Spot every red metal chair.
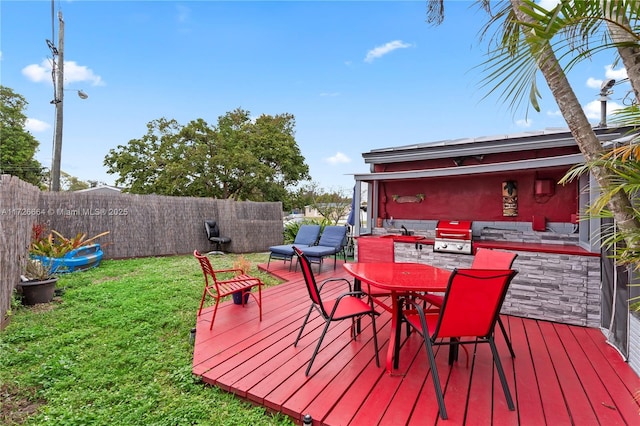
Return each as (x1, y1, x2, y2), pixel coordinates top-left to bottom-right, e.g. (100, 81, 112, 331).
(293, 246, 380, 376)
(356, 236, 395, 263)
(471, 247, 518, 270)
(194, 250, 263, 330)
(356, 236, 395, 309)
(396, 268, 518, 420)
(421, 248, 518, 357)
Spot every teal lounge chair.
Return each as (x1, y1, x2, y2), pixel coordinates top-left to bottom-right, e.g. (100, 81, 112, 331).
(268, 224, 321, 270)
(297, 225, 348, 272)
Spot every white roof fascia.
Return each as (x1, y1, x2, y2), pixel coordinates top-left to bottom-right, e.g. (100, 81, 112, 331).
(354, 153, 585, 182)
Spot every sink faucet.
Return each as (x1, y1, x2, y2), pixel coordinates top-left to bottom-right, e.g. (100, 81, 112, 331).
(401, 225, 409, 236)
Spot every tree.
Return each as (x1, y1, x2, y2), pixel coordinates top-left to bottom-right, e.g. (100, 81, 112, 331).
(424, 0, 640, 256)
(511, 0, 640, 272)
(284, 182, 352, 224)
(287, 182, 321, 213)
(104, 108, 310, 200)
(0, 86, 44, 186)
(61, 171, 90, 191)
(311, 186, 352, 225)
(506, 0, 639, 244)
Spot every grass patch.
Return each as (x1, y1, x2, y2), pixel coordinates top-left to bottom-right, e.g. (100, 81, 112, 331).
(1, 253, 293, 425)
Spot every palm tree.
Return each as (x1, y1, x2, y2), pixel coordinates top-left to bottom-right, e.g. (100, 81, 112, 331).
(424, 0, 640, 256)
(504, 0, 640, 268)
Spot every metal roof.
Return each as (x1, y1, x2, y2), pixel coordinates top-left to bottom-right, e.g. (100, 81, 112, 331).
(361, 127, 634, 165)
(354, 154, 585, 182)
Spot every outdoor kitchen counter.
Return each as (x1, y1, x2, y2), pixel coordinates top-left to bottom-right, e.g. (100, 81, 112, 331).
(473, 240, 600, 257)
(366, 234, 599, 257)
(369, 233, 602, 328)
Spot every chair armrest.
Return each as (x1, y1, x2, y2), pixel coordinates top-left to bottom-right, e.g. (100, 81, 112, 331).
(335, 291, 366, 300)
(319, 277, 352, 292)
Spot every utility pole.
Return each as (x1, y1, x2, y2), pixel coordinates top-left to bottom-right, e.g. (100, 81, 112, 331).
(51, 10, 64, 191)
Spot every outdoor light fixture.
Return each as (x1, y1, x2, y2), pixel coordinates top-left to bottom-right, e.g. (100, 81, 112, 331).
(598, 78, 615, 128)
(51, 89, 89, 104)
(601, 78, 616, 92)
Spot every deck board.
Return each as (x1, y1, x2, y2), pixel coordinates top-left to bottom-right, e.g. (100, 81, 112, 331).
(192, 259, 640, 425)
(576, 326, 640, 424)
(555, 323, 625, 425)
(378, 339, 428, 426)
(506, 315, 546, 426)
(538, 320, 600, 425)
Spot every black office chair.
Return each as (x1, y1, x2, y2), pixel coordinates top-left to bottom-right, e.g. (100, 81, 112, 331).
(204, 220, 231, 254)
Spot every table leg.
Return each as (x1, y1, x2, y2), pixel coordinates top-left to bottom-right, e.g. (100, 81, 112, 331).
(354, 278, 362, 334)
(448, 338, 459, 365)
(386, 292, 400, 373)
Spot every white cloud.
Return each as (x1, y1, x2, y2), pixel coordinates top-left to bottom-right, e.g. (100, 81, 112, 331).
(319, 92, 340, 97)
(587, 65, 628, 90)
(364, 40, 411, 63)
(325, 152, 351, 165)
(25, 118, 50, 133)
(22, 59, 104, 86)
(584, 99, 623, 121)
(22, 60, 52, 83)
(546, 109, 563, 117)
(65, 61, 104, 86)
(586, 77, 601, 90)
(515, 118, 533, 128)
(605, 64, 628, 81)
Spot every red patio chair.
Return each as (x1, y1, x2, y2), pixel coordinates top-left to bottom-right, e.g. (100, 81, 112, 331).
(356, 236, 395, 263)
(293, 246, 380, 376)
(194, 250, 263, 330)
(356, 236, 395, 307)
(421, 247, 518, 357)
(396, 268, 518, 420)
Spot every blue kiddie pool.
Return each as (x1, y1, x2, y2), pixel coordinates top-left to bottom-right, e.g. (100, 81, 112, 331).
(32, 243, 104, 274)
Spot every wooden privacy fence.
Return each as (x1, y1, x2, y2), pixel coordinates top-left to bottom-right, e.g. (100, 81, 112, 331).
(0, 176, 41, 329)
(0, 174, 284, 329)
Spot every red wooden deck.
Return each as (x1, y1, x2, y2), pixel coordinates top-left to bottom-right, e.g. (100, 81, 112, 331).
(192, 259, 640, 425)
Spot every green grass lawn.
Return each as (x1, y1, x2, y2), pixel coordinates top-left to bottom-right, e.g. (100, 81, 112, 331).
(0, 253, 294, 426)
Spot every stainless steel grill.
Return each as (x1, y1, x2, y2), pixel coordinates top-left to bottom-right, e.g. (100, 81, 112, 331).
(434, 220, 472, 254)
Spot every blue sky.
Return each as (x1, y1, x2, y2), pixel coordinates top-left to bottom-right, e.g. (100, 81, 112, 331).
(1, 0, 630, 192)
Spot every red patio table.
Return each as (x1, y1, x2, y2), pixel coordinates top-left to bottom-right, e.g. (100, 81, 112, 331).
(343, 262, 451, 373)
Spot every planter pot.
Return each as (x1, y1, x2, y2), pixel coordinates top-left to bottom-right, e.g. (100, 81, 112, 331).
(32, 243, 104, 274)
(232, 290, 251, 305)
(19, 277, 58, 305)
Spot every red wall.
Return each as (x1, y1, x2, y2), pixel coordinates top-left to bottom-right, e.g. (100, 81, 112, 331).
(376, 167, 577, 223)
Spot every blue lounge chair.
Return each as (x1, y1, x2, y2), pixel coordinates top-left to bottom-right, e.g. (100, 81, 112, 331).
(297, 225, 348, 272)
(268, 224, 321, 270)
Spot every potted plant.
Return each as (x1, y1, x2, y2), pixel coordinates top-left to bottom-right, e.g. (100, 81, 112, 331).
(231, 255, 252, 305)
(18, 258, 58, 305)
(29, 224, 109, 273)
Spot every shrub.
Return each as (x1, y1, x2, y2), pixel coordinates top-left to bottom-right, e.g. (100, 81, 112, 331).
(29, 224, 109, 258)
